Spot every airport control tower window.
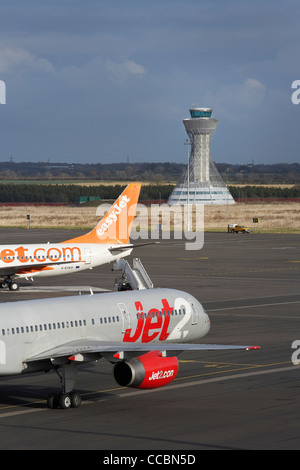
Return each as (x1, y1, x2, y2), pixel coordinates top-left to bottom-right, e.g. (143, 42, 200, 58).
(190, 110, 212, 118)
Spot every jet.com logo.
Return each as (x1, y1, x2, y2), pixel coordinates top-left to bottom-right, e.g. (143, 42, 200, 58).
(0, 80, 6, 104)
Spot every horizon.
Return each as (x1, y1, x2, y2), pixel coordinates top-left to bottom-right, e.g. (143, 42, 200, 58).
(0, 160, 299, 167)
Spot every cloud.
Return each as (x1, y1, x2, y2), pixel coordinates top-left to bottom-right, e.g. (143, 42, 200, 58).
(202, 77, 267, 123)
(105, 59, 146, 82)
(0, 1, 297, 164)
(237, 78, 266, 106)
(0, 44, 55, 75)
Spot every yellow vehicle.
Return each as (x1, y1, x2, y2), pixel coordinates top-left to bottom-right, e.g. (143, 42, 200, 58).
(228, 224, 251, 233)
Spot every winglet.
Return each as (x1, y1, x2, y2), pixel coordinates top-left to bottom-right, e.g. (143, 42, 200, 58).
(62, 183, 141, 245)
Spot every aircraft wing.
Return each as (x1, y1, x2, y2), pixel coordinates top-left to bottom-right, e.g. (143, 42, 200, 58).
(26, 339, 260, 364)
(108, 242, 159, 253)
(108, 244, 134, 253)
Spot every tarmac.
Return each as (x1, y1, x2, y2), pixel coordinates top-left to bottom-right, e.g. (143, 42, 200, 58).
(0, 228, 299, 451)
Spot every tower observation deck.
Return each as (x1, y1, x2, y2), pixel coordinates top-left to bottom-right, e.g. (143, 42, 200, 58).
(168, 107, 235, 205)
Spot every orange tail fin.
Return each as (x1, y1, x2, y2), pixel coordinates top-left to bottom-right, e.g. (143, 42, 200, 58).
(62, 183, 141, 244)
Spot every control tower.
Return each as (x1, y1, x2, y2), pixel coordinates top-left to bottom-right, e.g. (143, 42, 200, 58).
(168, 107, 235, 205)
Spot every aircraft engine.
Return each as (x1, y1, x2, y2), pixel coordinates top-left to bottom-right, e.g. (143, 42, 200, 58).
(113, 351, 179, 389)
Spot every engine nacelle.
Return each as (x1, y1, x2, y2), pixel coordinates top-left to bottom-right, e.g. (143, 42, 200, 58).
(113, 351, 179, 389)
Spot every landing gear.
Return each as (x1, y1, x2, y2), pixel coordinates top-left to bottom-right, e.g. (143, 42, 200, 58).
(1, 278, 19, 291)
(47, 362, 82, 409)
(47, 391, 82, 409)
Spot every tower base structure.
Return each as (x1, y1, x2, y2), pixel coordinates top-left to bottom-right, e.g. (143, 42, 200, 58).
(168, 182, 235, 205)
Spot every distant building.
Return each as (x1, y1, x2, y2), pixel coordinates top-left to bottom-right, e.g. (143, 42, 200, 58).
(168, 107, 235, 205)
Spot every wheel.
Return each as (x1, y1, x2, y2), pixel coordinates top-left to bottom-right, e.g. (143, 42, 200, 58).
(59, 393, 72, 409)
(9, 282, 19, 291)
(70, 392, 82, 408)
(47, 393, 59, 409)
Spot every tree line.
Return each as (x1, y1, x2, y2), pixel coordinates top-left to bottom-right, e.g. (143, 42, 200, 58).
(0, 183, 299, 204)
(0, 161, 299, 184)
(228, 185, 300, 199)
(0, 184, 174, 204)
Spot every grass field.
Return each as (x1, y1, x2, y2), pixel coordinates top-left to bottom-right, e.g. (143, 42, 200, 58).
(203, 202, 300, 233)
(0, 201, 299, 233)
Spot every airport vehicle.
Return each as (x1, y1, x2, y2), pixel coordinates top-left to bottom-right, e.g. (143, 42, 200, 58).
(228, 224, 251, 233)
(0, 288, 259, 409)
(0, 183, 141, 291)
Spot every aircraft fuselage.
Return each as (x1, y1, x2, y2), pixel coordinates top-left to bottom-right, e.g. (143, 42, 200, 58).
(0, 243, 132, 279)
(0, 288, 210, 376)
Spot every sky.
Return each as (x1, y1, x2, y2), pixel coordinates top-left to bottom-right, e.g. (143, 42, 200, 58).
(0, 0, 299, 165)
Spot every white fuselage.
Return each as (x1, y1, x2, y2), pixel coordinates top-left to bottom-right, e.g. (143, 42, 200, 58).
(0, 288, 210, 375)
(0, 243, 132, 279)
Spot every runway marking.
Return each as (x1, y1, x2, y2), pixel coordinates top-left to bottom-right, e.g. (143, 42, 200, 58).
(207, 300, 300, 313)
(118, 364, 299, 398)
(204, 292, 300, 305)
(0, 406, 48, 418)
(0, 362, 298, 418)
(195, 266, 300, 277)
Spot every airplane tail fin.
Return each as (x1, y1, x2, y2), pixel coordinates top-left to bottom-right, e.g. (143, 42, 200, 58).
(62, 183, 141, 245)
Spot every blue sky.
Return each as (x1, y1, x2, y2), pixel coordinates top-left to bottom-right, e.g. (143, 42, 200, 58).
(0, 0, 299, 165)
